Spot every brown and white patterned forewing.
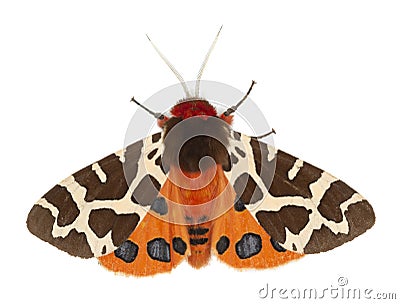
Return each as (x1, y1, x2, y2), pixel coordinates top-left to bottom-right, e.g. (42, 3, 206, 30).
(224, 132, 277, 209)
(26, 133, 166, 258)
(249, 146, 375, 254)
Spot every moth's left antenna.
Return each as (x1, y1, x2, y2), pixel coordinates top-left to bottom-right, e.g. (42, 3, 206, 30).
(130, 97, 165, 120)
(146, 34, 191, 98)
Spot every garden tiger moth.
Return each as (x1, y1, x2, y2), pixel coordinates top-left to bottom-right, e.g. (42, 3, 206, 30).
(26, 28, 375, 276)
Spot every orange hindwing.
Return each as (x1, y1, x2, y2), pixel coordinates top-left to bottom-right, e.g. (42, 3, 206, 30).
(99, 165, 303, 276)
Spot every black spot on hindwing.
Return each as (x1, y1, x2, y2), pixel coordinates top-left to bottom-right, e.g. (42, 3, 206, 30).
(216, 236, 230, 255)
(147, 238, 171, 262)
(234, 198, 246, 212)
(172, 237, 187, 255)
(270, 238, 286, 252)
(114, 240, 139, 263)
(150, 197, 168, 215)
(235, 233, 262, 259)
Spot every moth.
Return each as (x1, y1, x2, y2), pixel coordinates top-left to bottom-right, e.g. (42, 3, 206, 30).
(27, 29, 375, 276)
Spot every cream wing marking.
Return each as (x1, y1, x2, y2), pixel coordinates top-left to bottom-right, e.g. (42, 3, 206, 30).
(92, 163, 107, 183)
(227, 132, 375, 254)
(225, 132, 276, 209)
(27, 133, 166, 258)
(288, 159, 303, 180)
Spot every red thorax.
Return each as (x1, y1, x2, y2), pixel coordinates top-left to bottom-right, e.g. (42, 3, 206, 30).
(158, 99, 233, 127)
(170, 99, 217, 119)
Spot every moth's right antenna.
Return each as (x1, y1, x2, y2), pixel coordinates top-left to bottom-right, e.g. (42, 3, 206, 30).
(223, 80, 256, 116)
(256, 128, 276, 139)
(146, 34, 191, 98)
(194, 25, 223, 97)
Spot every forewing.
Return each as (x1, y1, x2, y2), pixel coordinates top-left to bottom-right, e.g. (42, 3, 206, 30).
(26, 133, 166, 258)
(228, 133, 375, 254)
(224, 131, 276, 209)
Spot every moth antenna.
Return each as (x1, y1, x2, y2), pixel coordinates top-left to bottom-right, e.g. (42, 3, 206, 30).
(223, 80, 256, 116)
(255, 128, 276, 139)
(194, 25, 223, 97)
(130, 96, 165, 120)
(146, 34, 191, 98)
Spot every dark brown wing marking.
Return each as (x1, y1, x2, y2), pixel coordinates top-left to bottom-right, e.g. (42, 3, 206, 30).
(27, 133, 165, 258)
(248, 145, 375, 253)
(225, 132, 276, 208)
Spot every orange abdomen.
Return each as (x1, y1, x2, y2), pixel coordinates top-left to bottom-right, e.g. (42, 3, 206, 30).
(160, 165, 235, 268)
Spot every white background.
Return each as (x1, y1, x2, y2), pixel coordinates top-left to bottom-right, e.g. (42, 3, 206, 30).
(1, 1, 399, 303)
